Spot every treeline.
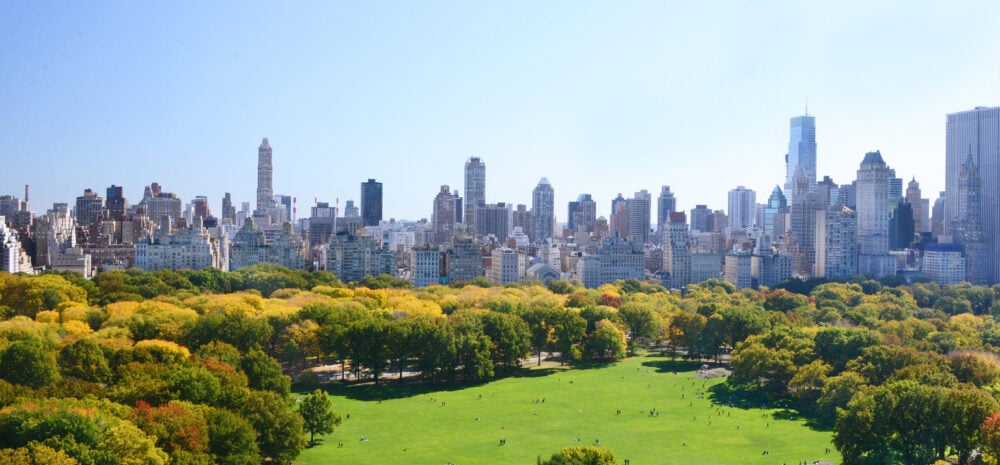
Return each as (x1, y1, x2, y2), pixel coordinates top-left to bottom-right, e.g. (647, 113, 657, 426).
(3, 266, 1000, 464)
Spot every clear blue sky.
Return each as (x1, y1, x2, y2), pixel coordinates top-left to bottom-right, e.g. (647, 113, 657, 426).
(3, 2, 999, 222)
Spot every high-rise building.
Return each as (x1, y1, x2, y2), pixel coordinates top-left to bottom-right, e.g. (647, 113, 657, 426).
(476, 203, 512, 242)
(945, 107, 999, 283)
(192, 196, 211, 219)
(0, 216, 20, 273)
(326, 230, 387, 283)
(762, 186, 787, 240)
(531, 178, 555, 243)
(855, 151, 896, 277)
(570, 194, 597, 235)
(905, 178, 929, 235)
(306, 201, 336, 249)
(954, 151, 988, 284)
(922, 243, 966, 285)
(724, 252, 753, 289)
(255, 138, 277, 223)
(610, 194, 628, 239)
(487, 247, 525, 285)
(410, 245, 442, 287)
(222, 193, 236, 224)
(105, 185, 127, 221)
(276, 195, 293, 223)
(689, 204, 712, 233)
(464, 157, 486, 233)
(344, 200, 360, 218)
(627, 189, 651, 245)
(814, 206, 859, 279)
(453, 190, 463, 224)
(361, 179, 383, 227)
(656, 186, 677, 231)
(662, 212, 691, 289)
(789, 166, 819, 277)
(727, 186, 756, 231)
(432, 185, 456, 245)
(575, 236, 644, 288)
(931, 191, 946, 238)
(784, 114, 817, 207)
(75, 189, 105, 227)
(135, 217, 220, 271)
(512, 204, 532, 241)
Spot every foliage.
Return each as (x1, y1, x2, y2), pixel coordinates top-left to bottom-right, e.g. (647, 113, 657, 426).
(537, 446, 618, 465)
(299, 389, 342, 445)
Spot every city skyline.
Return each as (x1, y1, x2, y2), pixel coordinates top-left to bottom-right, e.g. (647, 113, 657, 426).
(3, 3, 1000, 221)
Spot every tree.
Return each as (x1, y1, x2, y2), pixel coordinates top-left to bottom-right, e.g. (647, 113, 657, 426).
(238, 390, 305, 463)
(203, 407, 260, 465)
(299, 389, 342, 445)
(0, 338, 60, 388)
(668, 312, 706, 360)
(943, 387, 998, 465)
(729, 340, 795, 394)
(58, 338, 111, 383)
(241, 350, 291, 396)
(481, 311, 531, 374)
(537, 446, 618, 465)
(616, 303, 659, 354)
(584, 320, 627, 362)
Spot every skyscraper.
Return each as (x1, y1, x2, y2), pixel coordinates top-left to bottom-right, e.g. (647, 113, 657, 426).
(571, 194, 597, 235)
(222, 193, 236, 224)
(432, 185, 456, 245)
(75, 188, 104, 227)
(610, 194, 628, 239)
(955, 151, 987, 284)
(662, 211, 691, 289)
(689, 204, 712, 233)
(762, 186, 787, 240)
(855, 151, 896, 277)
(464, 157, 486, 234)
(727, 186, 756, 231)
(105, 185, 127, 221)
(531, 178, 554, 243)
(905, 178, 929, 235)
(360, 179, 383, 227)
(945, 106, 999, 283)
(656, 186, 677, 231)
(784, 114, 817, 207)
(814, 206, 859, 279)
(627, 189, 651, 244)
(255, 138, 275, 222)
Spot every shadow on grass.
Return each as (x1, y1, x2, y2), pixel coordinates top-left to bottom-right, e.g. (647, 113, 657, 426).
(706, 383, 832, 431)
(640, 359, 703, 373)
(300, 367, 562, 401)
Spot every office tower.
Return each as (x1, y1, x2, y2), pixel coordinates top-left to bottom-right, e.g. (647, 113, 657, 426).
(946, 106, 999, 283)
(906, 178, 929, 234)
(476, 203, 511, 242)
(276, 195, 293, 223)
(689, 205, 712, 233)
(789, 166, 819, 277)
(75, 189, 105, 227)
(446, 237, 483, 282)
(531, 178, 555, 244)
(571, 194, 597, 235)
(344, 200, 360, 218)
(657, 186, 677, 231)
(432, 185, 456, 244)
(567, 199, 580, 231)
(888, 201, 913, 250)
(784, 114, 817, 207)
(192, 196, 211, 219)
(361, 178, 383, 227)
(307, 201, 337, 249)
(610, 194, 628, 238)
(105, 185, 127, 220)
(222, 193, 236, 224)
(255, 138, 276, 222)
(464, 157, 486, 233)
(855, 151, 896, 277)
(762, 186, 787, 240)
(626, 189, 651, 244)
(453, 190, 463, 224)
(955, 152, 988, 284)
(662, 211, 691, 289)
(815, 206, 859, 279)
(512, 204, 532, 240)
(816, 176, 838, 209)
(931, 191, 946, 238)
(727, 186, 756, 231)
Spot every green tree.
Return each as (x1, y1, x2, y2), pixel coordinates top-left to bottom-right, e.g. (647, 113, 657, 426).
(203, 407, 260, 465)
(299, 389, 342, 445)
(584, 321, 627, 362)
(58, 339, 111, 383)
(241, 350, 291, 396)
(481, 311, 531, 374)
(0, 338, 60, 389)
(537, 446, 618, 465)
(238, 390, 306, 463)
(667, 311, 706, 360)
(943, 387, 998, 465)
(616, 303, 659, 354)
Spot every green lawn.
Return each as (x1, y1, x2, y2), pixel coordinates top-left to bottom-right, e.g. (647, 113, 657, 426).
(294, 355, 838, 465)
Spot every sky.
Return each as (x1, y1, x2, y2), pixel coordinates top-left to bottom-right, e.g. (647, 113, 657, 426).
(3, 1, 1000, 224)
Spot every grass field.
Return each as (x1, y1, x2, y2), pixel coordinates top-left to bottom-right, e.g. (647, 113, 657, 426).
(294, 354, 839, 465)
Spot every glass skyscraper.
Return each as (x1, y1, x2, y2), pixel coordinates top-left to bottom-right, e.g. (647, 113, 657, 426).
(784, 115, 817, 207)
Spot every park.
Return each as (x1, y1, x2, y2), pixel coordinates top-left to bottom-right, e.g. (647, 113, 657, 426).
(294, 353, 838, 465)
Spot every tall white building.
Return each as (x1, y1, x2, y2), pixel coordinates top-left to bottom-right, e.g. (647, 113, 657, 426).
(662, 212, 691, 289)
(814, 206, 859, 279)
(464, 157, 486, 234)
(0, 217, 20, 273)
(627, 189, 651, 245)
(855, 151, 896, 277)
(727, 186, 756, 231)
